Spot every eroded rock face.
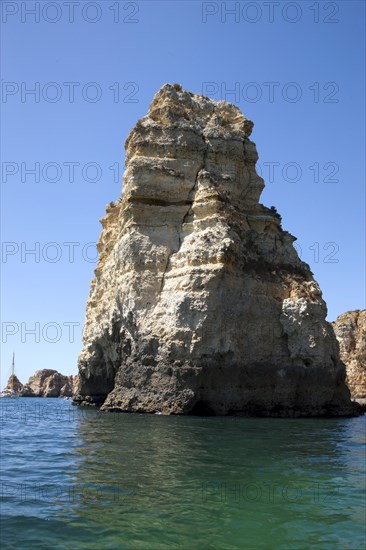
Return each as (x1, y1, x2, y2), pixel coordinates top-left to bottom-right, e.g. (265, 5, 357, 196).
(22, 370, 77, 397)
(332, 310, 366, 398)
(74, 83, 356, 417)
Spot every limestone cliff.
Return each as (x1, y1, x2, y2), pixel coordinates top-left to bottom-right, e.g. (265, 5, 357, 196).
(74, 83, 356, 417)
(22, 370, 77, 397)
(332, 310, 366, 398)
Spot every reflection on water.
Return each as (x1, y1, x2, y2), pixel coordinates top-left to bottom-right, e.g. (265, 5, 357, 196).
(0, 399, 365, 549)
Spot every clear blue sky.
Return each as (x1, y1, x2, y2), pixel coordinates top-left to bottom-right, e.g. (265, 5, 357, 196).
(1, 0, 365, 386)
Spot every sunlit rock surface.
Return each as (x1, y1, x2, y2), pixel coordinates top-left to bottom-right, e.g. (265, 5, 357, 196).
(333, 310, 366, 403)
(22, 369, 77, 397)
(74, 84, 356, 417)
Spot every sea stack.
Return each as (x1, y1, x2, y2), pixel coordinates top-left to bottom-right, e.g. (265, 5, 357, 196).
(74, 84, 356, 417)
(21, 370, 77, 397)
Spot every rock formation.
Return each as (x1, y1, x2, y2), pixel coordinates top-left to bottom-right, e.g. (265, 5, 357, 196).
(69, 375, 80, 397)
(22, 370, 77, 397)
(3, 375, 23, 393)
(74, 83, 357, 417)
(332, 310, 366, 400)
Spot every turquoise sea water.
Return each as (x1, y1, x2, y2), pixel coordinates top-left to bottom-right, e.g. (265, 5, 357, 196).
(0, 398, 365, 549)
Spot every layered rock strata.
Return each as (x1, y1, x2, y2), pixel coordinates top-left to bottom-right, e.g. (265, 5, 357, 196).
(74, 83, 356, 417)
(332, 310, 366, 400)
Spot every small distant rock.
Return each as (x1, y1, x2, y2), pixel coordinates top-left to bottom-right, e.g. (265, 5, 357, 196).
(21, 369, 79, 398)
(3, 375, 23, 393)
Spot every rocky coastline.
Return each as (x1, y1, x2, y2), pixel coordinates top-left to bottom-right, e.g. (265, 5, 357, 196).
(2, 369, 78, 398)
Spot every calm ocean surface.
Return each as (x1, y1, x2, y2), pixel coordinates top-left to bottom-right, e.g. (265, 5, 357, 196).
(0, 398, 365, 549)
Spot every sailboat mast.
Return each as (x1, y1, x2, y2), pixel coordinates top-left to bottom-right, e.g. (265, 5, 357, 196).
(12, 353, 15, 390)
